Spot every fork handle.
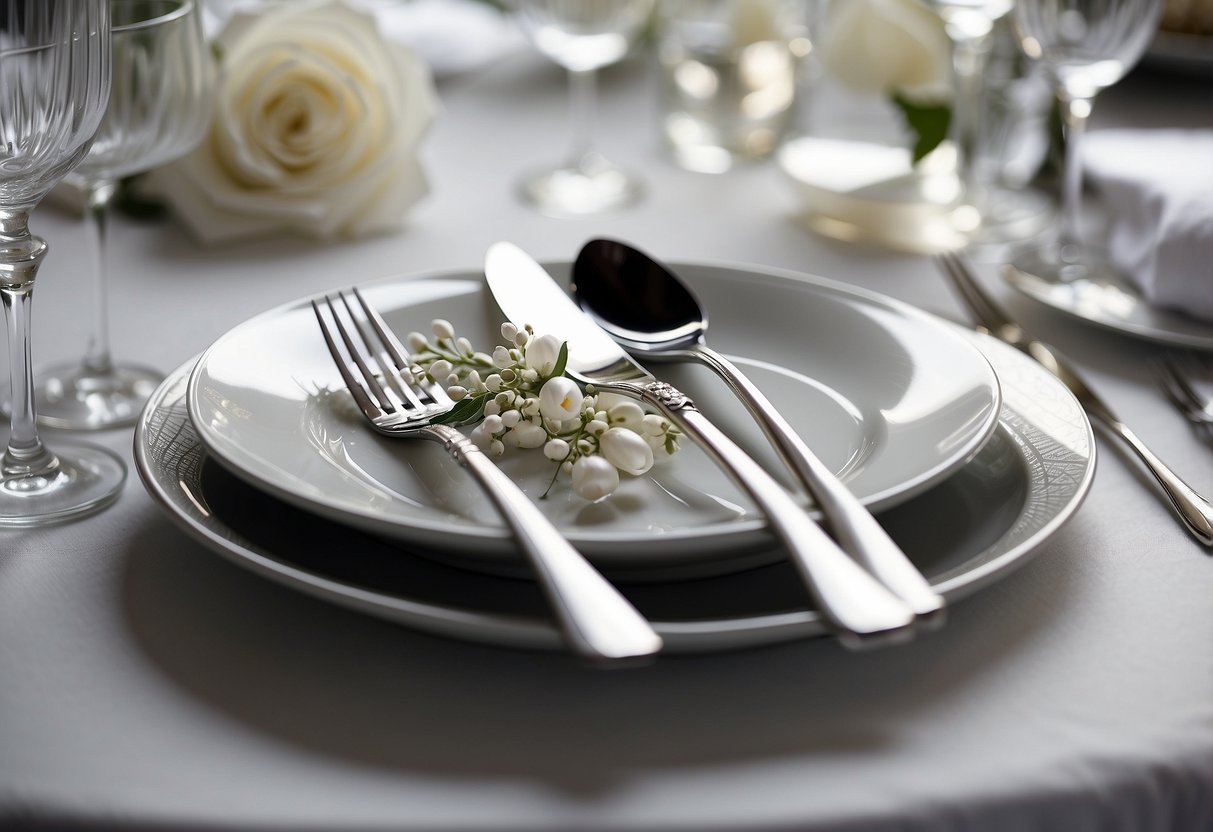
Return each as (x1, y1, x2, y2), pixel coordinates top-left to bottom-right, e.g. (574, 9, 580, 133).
(596, 381, 917, 649)
(685, 343, 945, 623)
(421, 423, 664, 662)
(1096, 418, 1213, 547)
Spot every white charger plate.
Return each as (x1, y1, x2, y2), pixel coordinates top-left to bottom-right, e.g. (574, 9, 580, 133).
(137, 328, 1094, 654)
(187, 262, 1001, 575)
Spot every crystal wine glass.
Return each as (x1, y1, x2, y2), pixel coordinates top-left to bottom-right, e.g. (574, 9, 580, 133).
(512, 0, 656, 216)
(927, 0, 1053, 248)
(34, 0, 213, 430)
(1009, 0, 1162, 283)
(0, 0, 125, 526)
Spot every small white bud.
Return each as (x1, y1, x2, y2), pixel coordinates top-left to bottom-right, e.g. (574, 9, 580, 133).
(492, 346, 512, 368)
(501, 322, 519, 342)
(500, 409, 521, 428)
(406, 332, 428, 353)
(572, 455, 619, 501)
(447, 385, 468, 401)
(482, 414, 504, 434)
(587, 419, 609, 436)
(428, 359, 452, 379)
(544, 438, 571, 461)
(431, 319, 455, 340)
(456, 337, 474, 356)
(488, 439, 505, 457)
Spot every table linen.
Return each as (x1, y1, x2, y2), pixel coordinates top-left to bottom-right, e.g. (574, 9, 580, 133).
(1, 49, 1211, 832)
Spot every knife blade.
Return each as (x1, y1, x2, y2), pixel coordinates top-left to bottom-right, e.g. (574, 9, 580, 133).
(484, 242, 918, 648)
(935, 251, 1212, 546)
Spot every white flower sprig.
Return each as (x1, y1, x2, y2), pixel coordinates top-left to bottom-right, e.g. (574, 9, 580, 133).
(406, 319, 682, 501)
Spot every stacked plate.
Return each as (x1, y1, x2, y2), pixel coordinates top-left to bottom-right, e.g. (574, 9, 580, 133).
(135, 261, 1096, 653)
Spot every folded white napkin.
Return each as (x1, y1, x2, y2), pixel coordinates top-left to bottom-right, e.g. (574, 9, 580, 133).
(1084, 129, 1213, 323)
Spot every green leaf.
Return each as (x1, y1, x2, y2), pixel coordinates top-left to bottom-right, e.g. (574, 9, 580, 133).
(892, 94, 951, 165)
(432, 393, 487, 426)
(552, 342, 569, 379)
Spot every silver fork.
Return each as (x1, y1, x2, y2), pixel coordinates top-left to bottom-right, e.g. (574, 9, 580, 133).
(1159, 352, 1213, 435)
(312, 288, 663, 663)
(935, 251, 1213, 547)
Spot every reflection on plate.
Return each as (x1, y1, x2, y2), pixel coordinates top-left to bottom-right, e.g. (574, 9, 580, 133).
(136, 329, 1095, 654)
(1002, 264, 1213, 351)
(187, 262, 1001, 575)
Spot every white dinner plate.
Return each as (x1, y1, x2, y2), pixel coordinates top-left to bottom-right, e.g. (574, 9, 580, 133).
(187, 262, 1001, 576)
(1003, 265, 1213, 351)
(137, 328, 1094, 654)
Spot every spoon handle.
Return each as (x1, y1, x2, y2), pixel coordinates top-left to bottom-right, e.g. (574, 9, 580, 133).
(687, 343, 946, 623)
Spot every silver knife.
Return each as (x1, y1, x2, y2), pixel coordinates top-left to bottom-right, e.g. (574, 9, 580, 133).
(936, 251, 1213, 546)
(484, 242, 917, 648)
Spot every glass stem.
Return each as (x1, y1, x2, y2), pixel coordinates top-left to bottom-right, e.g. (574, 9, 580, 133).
(1059, 94, 1092, 251)
(83, 179, 118, 376)
(948, 28, 993, 207)
(566, 67, 599, 168)
(0, 210, 56, 479)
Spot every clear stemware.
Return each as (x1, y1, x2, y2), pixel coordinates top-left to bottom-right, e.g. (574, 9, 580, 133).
(1009, 0, 1162, 283)
(512, 0, 656, 216)
(1, 0, 126, 526)
(33, 0, 213, 430)
(927, 0, 1054, 249)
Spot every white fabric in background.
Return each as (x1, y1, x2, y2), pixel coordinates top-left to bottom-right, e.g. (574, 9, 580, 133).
(1085, 129, 1213, 322)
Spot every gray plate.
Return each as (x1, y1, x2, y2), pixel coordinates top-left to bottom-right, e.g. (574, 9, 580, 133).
(134, 328, 1095, 654)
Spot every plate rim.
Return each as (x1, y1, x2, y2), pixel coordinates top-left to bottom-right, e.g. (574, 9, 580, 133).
(1003, 265, 1213, 351)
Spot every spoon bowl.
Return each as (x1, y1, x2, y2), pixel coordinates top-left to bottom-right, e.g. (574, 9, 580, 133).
(571, 239, 705, 354)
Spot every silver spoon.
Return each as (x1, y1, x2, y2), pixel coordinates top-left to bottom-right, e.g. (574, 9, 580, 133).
(572, 238, 945, 625)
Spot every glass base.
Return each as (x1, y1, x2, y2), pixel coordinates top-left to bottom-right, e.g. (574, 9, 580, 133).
(952, 186, 1056, 255)
(0, 440, 126, 527)
(34, 360, 163, 430)
(1010, 241, 1123, 286)
(517, 153, 643, 217)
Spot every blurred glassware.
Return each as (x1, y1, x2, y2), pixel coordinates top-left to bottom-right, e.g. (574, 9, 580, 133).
(31, 0, 213, 431)
(657, 0, 810, 173)
(927, 0, 1054, 249)
(512, 0, 656, 216)
(777, 0, 966, 253)
(1008, 0, 1164, 286)
(0, 0, 127, 526)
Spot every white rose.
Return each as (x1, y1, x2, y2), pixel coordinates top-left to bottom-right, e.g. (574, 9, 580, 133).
(819, 0, 952, 102)
(144, 0, 438, 243)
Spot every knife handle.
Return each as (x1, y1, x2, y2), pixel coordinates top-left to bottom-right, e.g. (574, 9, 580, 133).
(600, 380, 917, 649)
(685, 343, 945, 623)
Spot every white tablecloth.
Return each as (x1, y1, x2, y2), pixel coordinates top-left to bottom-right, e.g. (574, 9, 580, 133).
(1, 45, 1211, 832)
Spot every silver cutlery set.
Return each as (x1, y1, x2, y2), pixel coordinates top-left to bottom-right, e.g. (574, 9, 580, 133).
(306, 238, 1210, 664)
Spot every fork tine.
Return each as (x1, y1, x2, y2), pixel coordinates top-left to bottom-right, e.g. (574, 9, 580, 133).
(935, 252, 1005, 334)
(343, 288, 428, 410)
(312, 299, 384, 422)
(349, 288, 455, 409)
(352, 286, 410, 371)
(321, 294, 397, 414)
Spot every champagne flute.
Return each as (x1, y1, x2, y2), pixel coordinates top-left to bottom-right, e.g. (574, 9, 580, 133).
(512, 0, 656, 216)
(927, 0, 1053, 248)
(1010, 0, 1162, 283)
(33, 0, 213, 430)
(0, 0, 125, 526)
